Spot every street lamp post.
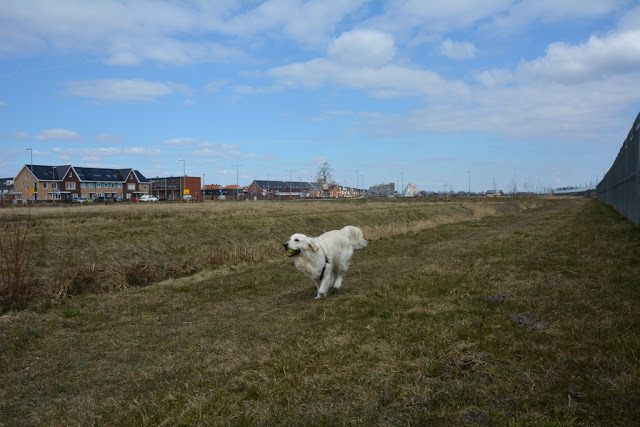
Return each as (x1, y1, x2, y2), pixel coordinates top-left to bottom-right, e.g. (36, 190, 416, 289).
(467, 170, 471, 197)
(285, 169, 296, 198)
(232, 164, 244, 200)
(202, 173, 206, 202)
(179, 159, 185, 200)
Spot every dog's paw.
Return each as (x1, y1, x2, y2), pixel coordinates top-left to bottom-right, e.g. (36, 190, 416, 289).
(315, 293, 327, 300)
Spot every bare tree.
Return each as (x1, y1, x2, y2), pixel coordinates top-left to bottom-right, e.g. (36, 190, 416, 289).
(316, 162, 334, 183)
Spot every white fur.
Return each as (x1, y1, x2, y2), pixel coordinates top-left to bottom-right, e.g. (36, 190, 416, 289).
(284, 226, 368, 299)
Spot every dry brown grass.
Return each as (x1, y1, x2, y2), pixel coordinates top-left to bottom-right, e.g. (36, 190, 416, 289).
(1, 198, 639, 425)
(0, 198, 545, 306)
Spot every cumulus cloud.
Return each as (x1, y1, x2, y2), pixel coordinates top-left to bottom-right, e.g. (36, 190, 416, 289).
(267, 60, 469, 100)
(516, 29, 640, 83)
(0, 0, 365, 64)
(484, 0, 624, 36)
(440, 39, 477, 60)
(36, 129, 83, 142)
(367, 72, 640, 142)
(327, 29, 396, 67)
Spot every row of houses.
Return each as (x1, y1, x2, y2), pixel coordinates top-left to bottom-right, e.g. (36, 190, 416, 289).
(245, 180, 369, 199)
(11, 164, 152, 202)
(2, 163, 397, 203)
(6, 164, 205, 202)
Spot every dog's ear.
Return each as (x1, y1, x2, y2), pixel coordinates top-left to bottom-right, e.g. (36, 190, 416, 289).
(307, 238, 319, 252)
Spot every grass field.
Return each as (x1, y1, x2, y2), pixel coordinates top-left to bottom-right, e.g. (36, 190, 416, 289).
(1, 198, 639, 425)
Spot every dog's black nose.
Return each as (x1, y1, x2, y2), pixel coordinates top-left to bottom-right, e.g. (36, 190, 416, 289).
(283, 242, 289, 249)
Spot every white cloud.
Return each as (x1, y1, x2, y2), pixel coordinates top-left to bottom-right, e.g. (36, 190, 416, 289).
(617, 5, 640, 31)
(328, 29, 396, 67)
(0, 0, 366, 64)
(124, 147, 161, 155)
(0, 100, 6, 106)
(484, 0, 624, 36)
(440, 39, 477, 60)
(217, 0, 368, 47)
(369, 72, 640, 142)
(65, 79, 177, 102)
(516, 29, 640, 83)
(36, 129, 83, 141)
(475, 69, 514, 87)
(267, 60, 470, 100)
(363, 0, 513, 38)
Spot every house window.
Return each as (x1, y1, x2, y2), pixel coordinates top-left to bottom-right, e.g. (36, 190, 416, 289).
(66, 182, 76, 190)
(128, 184, 135, 190)
(52, 183, 57, 189)
(43, 182, 48, 189)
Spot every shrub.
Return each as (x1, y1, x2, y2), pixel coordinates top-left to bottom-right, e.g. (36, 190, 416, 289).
(0, 211, 40, 311)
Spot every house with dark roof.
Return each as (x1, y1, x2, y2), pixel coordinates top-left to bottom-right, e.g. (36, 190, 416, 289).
(247, 180, 331, 199)
(14, 164, 150, 201)
(0, 177, 15, 201)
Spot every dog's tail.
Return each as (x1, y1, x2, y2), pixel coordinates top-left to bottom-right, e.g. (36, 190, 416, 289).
(340, 226, 368, 250)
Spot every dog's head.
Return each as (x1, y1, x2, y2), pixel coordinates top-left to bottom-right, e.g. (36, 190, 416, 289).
(283, 233, 319, 257)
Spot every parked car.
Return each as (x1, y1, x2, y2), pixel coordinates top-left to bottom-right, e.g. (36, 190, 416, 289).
(138, 195, 159, 202)
(71, 197, 87, 203)
(95, 196, 121, 203)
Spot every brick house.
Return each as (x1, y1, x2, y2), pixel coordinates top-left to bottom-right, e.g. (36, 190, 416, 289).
(203, 184, 223, 200)
(150, 176, 201, 201)
(14, 164, 149, 201)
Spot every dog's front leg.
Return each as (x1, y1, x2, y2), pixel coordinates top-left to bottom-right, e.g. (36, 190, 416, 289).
(315, 269, 333, 299)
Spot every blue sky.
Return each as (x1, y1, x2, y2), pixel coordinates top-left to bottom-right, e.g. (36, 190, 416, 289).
(1, 0, 639, 193)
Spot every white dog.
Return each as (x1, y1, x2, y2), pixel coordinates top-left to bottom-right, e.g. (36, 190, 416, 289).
(284, 226, 368, 299)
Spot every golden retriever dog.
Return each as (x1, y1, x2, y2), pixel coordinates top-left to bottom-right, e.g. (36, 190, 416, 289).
(284, 226, 368, 299)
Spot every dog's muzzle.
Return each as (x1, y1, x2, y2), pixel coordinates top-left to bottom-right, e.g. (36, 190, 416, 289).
(283, 243, 301, 257)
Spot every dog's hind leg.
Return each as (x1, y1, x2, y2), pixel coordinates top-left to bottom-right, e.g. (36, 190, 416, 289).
(333, 274, 344, 289)
(315, 270, 333, 299)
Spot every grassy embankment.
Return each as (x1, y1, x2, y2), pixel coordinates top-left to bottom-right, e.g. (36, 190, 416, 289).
(1, 197, 639, 425)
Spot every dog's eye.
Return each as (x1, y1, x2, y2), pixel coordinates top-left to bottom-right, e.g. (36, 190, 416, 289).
(294, 239, 299, 242)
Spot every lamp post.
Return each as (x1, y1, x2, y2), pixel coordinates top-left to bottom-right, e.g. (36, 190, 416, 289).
(285, 169, 296, 198)
(179, 159, 185, 200)
(202, 173, 206, 202)
(232, 164, 244, 200)
(467, 170, 471, 197)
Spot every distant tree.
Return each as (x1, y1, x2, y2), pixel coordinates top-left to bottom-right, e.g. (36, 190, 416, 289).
(316, 162, 334, 183)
